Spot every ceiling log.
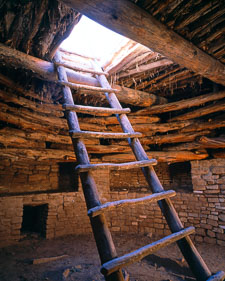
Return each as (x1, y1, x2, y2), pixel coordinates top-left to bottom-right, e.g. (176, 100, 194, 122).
(135, 91, 225, 115)
(170, 101, 225, 121)
(61, 0, 225, 86)
(0, 43, 167, 107)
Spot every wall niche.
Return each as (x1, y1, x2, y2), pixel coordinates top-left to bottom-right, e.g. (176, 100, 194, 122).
(58, 162, 79, 192)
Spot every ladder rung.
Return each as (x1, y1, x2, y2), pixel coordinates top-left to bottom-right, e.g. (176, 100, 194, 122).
(88, 190, 176, 217)
(63, 104, 131, 116)
(207, 271, 225, 281)
(58, 80, 119, 93)
(55, 61, 109, 76)
(76, 159, 157, 173)
(70, 130, 142, 139)
(101, 226, 195, 276)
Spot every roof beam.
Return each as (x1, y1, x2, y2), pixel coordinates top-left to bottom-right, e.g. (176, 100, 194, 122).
(61, 0, 225, 86)
(0, 43, 166, 107)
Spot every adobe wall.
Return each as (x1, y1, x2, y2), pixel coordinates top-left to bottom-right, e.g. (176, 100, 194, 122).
(0, 158, 224, 247)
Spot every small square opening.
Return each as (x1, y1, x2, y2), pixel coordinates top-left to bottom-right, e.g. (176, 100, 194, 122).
(21, 204, 48, 238)
(58, 162, 79, 191)
(169, 161, 193, 192)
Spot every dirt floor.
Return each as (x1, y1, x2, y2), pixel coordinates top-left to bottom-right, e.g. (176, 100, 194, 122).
(0, 233, 224, 281)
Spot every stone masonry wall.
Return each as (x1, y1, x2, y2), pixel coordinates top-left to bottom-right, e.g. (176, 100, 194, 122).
(0, 159, 224, 247)
(0, 158, 59, 194)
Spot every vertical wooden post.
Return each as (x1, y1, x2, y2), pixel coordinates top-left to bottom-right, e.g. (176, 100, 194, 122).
(54, 51, 125, 281)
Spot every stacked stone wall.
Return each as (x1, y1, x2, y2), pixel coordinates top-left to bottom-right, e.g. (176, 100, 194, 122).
(0, 159, 224, 247)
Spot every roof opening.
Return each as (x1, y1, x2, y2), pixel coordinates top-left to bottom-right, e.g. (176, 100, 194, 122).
(60, 16, 130, 66)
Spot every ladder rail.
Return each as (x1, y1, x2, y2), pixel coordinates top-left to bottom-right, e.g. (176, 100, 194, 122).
(92, 61, 212, 281)
(54, 51, 125, 281)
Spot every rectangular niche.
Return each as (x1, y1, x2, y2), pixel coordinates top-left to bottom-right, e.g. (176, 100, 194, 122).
(169, 161, 193, 193)
(21, 204, 48, 238)
(58, 162, 79, 192)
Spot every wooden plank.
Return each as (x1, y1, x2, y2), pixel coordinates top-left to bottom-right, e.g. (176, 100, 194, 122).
(61, 0, 225, 86)
(88, 190, 176, 217)
(70, 130, 142, 139)
(33, 255, 69, 264)
(101, 227, 195, 276)
(76, 159, 157, 172)
(135, 91, 225, 115)
(55, 61, 108, 76)
(58, 80, 119, 93)
(63, 104, 131, 116)
(207, 271, 225, 281)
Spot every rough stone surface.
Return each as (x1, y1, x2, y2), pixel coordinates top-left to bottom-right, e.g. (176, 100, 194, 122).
(0, 159, 224, 247)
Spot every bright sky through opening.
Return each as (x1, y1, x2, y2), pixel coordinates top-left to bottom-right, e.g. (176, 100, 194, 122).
(60, 16, 129, 65)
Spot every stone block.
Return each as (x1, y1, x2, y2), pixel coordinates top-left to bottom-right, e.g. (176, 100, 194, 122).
(219, 214, 225, 222)
(204, 236, 215, 244)
(208, 215, 218, 221)
(111, 226, 120, 232)
(207, 185, 219, 190)
(195, 235, 203, 242)
(207, 219, 218, 227)
(217, 239, 225, 246)
(211, 167, 225, 174)
(200, 223, 212, 230)
(207, 230, 216, 238)
(216, 232, 225, 241)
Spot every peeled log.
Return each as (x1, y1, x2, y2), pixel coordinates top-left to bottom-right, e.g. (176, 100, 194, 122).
(135, 91, 225, 115)
(0, 43, 166, 107)
(102, 150, 208, 163)
(171, 101, 225, 121)
(197, 136, 225, 149)
(180, 120, 225, 133)
(140, 130, 211, 145)
(166, 137, 225, 151)
(0, 148, 76, 161)
(212, 151, 225, 159)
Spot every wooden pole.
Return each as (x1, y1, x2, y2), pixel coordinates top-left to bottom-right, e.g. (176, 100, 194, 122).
(60, 0, 225, 86)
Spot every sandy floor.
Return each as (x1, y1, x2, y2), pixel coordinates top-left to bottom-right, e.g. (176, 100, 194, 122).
(0, 233, 224, 281)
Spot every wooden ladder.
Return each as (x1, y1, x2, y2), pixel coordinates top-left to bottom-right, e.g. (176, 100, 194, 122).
(54, 51, 225, 281)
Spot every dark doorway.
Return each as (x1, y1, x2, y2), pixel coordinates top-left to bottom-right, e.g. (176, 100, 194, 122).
(21, 204, 48, 237)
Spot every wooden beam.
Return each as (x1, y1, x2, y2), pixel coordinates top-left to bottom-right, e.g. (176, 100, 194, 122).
(165, 136, 225, 151)
(135, 91, 225, 115)
(197, 136, 225, 149)
(61, 0, 225, 86)
(141, 130, 211, 145)
(0, 43, 167, 107)
(118, 58, 173, 79)
(171, 101, 225, 121)
(101, 150, 209, 163)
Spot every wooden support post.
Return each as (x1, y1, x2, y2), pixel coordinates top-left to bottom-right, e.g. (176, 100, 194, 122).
(93, 61, 211, 281)
(54, 51, 125, 281)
